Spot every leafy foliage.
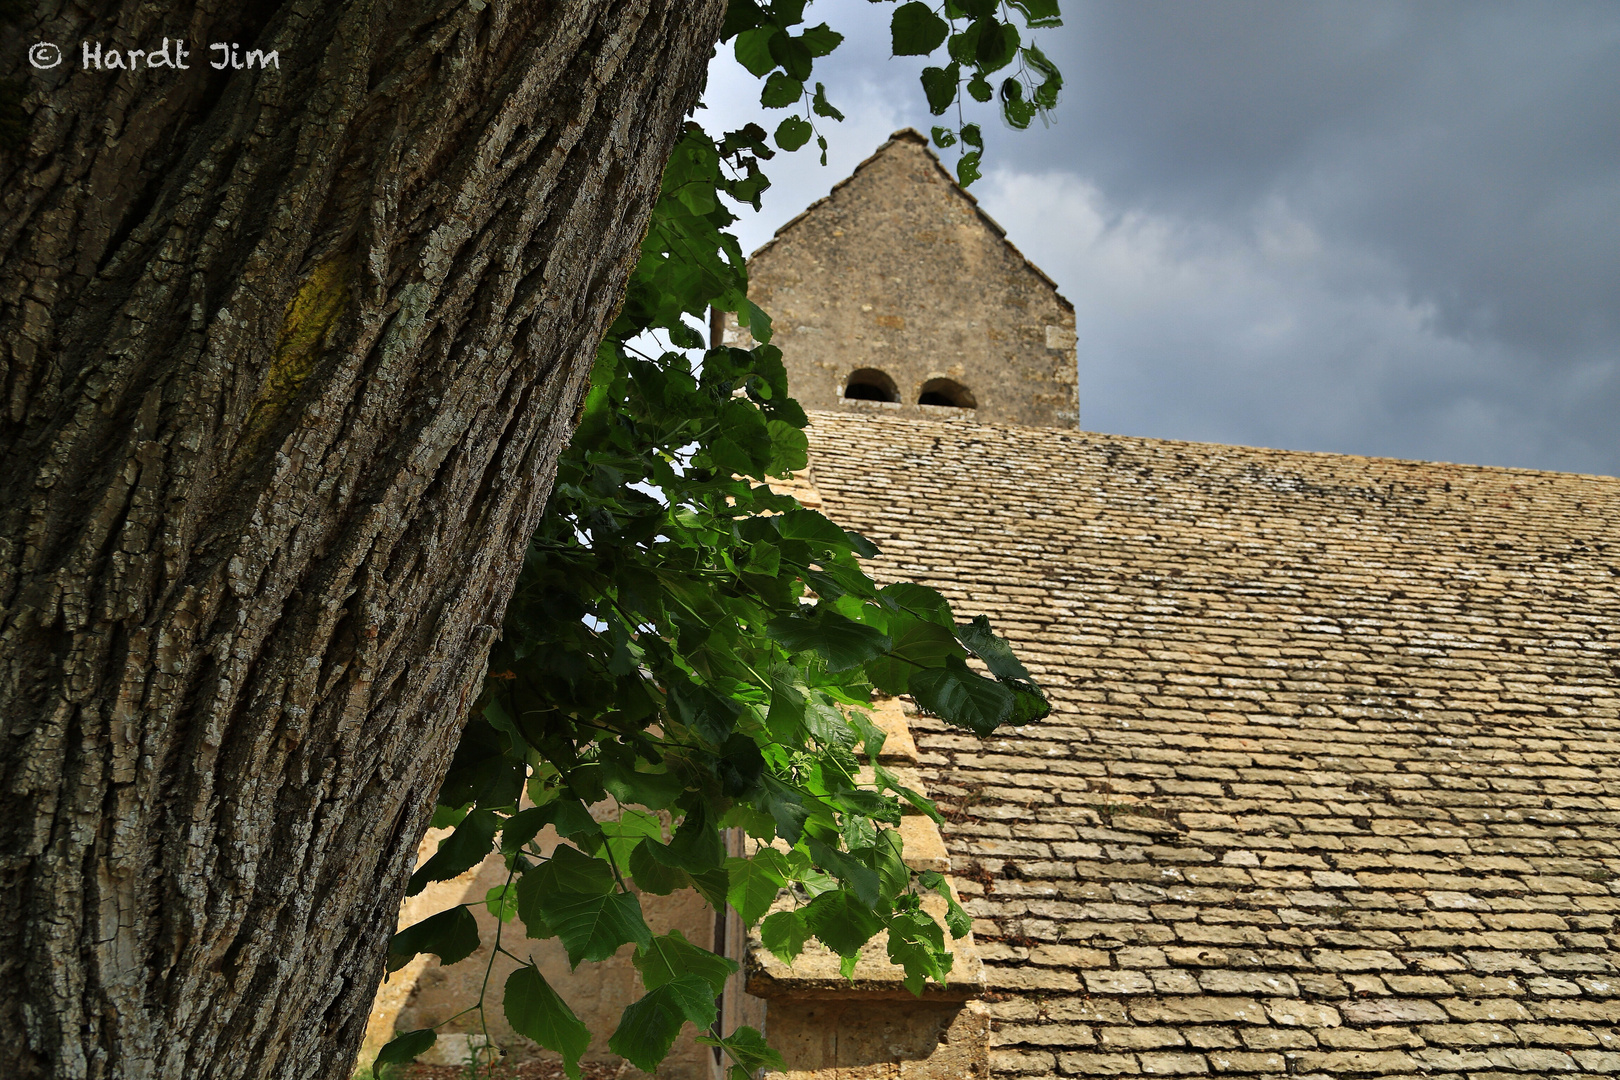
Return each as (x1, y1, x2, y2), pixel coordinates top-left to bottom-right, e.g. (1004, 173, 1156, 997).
(378, 1, 1063, 1074)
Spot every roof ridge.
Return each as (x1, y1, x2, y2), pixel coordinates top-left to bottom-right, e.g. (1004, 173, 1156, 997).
(802, 409, 1620, 482)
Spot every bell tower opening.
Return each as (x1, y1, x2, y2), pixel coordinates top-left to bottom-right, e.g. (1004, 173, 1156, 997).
(918, 378, 976, 409)
(843, 368, 900, 403)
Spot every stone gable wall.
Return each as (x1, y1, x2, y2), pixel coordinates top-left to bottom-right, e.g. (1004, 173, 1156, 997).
(719, 130, 1079, 428)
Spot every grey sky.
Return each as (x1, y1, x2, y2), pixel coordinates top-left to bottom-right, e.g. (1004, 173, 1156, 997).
(701, 1, 1620, 477)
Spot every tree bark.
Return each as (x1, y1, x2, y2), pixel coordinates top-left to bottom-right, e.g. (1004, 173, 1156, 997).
(0, 2, 726, 1077)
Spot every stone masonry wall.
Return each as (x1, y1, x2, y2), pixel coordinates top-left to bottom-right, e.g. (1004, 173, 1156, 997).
(718, 130, 1078, 428)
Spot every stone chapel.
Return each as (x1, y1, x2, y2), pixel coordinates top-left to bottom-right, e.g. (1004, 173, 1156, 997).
(370, 130, 1620, 1080)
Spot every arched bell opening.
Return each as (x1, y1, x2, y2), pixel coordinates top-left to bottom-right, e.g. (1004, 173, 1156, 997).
(842, 368, 900, 403)
(918, 378, 976, 409)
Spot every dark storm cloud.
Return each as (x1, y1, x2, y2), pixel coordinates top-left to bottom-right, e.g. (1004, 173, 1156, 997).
(705, 1, 1620, 476)
(1044, 2, 1620, 362)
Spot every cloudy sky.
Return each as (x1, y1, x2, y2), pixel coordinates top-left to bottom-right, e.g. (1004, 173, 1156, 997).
(701, 1, 1620, 477)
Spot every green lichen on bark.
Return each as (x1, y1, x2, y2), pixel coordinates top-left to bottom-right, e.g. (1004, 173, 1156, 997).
(240, 254, 353, 448)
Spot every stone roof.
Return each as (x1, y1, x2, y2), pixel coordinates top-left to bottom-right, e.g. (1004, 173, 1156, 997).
(797, 409, 1620, 1079)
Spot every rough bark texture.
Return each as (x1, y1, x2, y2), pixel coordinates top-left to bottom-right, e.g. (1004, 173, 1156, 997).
(0, 2, 726, 1078)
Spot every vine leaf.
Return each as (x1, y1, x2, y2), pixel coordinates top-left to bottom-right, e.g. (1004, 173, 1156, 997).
(375, 1029, 436, 1068)
(761, 909, 810, 964)
(803, 888, 884, 957)
(544, 890, 652, 969)
(697, 1027, 788, 1076)
(609, 975, 720, 1072)
(634, 929, 738, 995)
(505, 967, 592, 1079)
(892, 2, 950, 55)
(725, 849, 790, 925)
(761, 72, 804, 108)
(407, 808, 498, 895)
(767, 611, 890, 671)
(955, 614, 1033, 681)
(885, 908, 952, 995)
(387, 907, 480, 972)
(909, 655, 1014, 735)
(864, 615, 967, 695)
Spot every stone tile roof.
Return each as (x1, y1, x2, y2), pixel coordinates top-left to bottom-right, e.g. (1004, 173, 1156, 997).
(800, 409, 1620, 1078)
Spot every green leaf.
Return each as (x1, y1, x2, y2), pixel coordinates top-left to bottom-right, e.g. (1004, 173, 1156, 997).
(601, 808, 664, 867)
(665, 801, 725, 872)
(1001, 78, 1037, 129)
(766, 420, 809, 475)
(956, 149, 983, 188)
(734, 25, 778, 76)
(909, 654, 1014, 735)
(967, 72, 993, 102)
(486, 882, 518, 922)
(718, 732, 766, 797)
(880, 582, 956, 627)
(931, 125, 957, 148)
(810, 82, 844, 123)
(808, 838, 882, 908)
(920, 63, 961, 114)
(697, 1027, 788, 1075)
(536, 843, 616, 896)
(630, 838, 691, 895)
(955, 614, 1034, 681)
(960, 123, 984, 149)
(875, 761, 944, 824)
(505, 966, 592, 1079)
(919, 870, 974, 938)
(1008, 0, 1064, 28)
(690, 866, 732, 912)
(832, 787, 901, 827)
(803, 888, 883, 956)
(609, 975, 720, 1072)
(635, 929, 738, 995)
(1022, 43, 1063, 107)
(739, 298, 774, 343)
(1009, 682, 1052, 725)
(758, 774, 811, 844)
(761, 71, 804, 108)
(975, 18, 1019, 70)
(742, 539, 782, 577)
(767, 611, 891, 672)
(376, 1029, 436, 1067)
(500, 805, 550, 854)
(769, 31, 814, 80)
(548, 799, 606, 841)
(544, 889, 653, 968)
(892, 2, 950, 55)
(726, 848, 790, 925)
(669, 680, 741, 745)
(774, 115, 814, 152)
(864, 615, 967, 695)
(799, 23, 844, 57)
(761, 909, 810, 964)
(885, 907, 951, 995)
(387, 906, 480, 972)
(778, 506, 851, 548)
(407, 808, 499, 895)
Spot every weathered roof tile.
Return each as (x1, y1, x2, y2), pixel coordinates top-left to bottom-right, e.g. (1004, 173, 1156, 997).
(798, 409, 1620, 1076)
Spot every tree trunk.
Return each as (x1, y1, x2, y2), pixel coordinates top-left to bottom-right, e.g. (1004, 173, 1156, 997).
(0, 2, 726, 1077)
